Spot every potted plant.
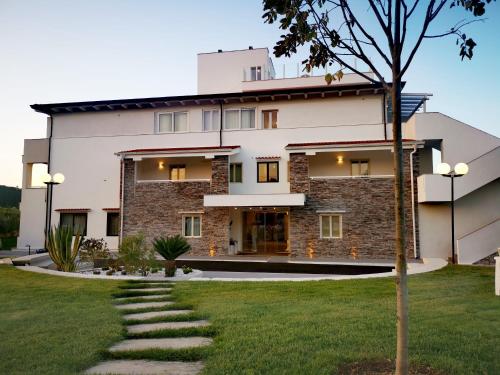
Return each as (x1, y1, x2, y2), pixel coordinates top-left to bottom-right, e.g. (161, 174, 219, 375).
(152, 235, 191, 277)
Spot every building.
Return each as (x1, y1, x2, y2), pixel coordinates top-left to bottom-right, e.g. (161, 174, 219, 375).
(18, 47, 500, 264)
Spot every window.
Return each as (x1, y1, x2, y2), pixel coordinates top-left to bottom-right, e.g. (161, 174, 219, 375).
(262, 110, 278, 129)
(257, 161, 279, 183)
(170, 165, 186, 180)
(183, 215, 201, 237)
(224, 108, 255, 130)
(351, 160, 369, 176)
(60, 213, 87, 236)
(203, 109, 220, 131)
(157, 112, 188, 133)
(28, 163, 48, 188)
(250, 66, 262, 81)
(106, 212, 120, 236)
(320, 215, 342, 239)
(230, 163, 242, 183)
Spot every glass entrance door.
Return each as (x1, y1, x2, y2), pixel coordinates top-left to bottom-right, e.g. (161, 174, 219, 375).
(242, 210, 289, 254)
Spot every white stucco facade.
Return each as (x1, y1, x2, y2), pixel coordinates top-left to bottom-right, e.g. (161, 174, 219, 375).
(18, 47, 500, 263)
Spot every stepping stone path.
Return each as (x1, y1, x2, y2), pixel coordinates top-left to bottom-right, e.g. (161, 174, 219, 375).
(86, 281, 212, 375)
(115, 294, 171, 302)
(114, 301, 174, 310)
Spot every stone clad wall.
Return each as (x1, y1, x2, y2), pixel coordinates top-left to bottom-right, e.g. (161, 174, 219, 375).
(121, 158, 229, 256)
(289, 149, 419, 259)
(289, 153, 310, 193)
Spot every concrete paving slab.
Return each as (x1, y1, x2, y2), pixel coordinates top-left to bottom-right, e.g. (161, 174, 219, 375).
(85, 360, 204, 375)
(123, 288, 172, 292)
(115, 301, 173, 310)
(115, 294, 171, 302)
(109, 337, 213, 352)
(127, 320, 210, 334)
(123, 310, 193, 321)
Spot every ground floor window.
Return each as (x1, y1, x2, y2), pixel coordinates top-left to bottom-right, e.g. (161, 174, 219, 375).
(60, 213, 87, 235)
(182, 215, 202, 237)
(106, 212, 120, 236)
(320, 214, 342, 239)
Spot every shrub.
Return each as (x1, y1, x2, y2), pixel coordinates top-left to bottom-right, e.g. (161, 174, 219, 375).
(46, 225, 82, 272)
(118, 234, 157, 276)
(79, 238, 109, 267)
(152, 235, 191, 277)
(182, 266, 193, 274)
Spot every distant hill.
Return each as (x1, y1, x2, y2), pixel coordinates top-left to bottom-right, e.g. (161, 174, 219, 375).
(0, 185, 21, 208)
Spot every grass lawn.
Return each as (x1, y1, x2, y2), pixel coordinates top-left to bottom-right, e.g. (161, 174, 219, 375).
(0, 265, 498, 374)
(0, 266, 123, 375)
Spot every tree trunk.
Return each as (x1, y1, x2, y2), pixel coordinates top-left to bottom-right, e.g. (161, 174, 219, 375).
(392, 2, 408, 374)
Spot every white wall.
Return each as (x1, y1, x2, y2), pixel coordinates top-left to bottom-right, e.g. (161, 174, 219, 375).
(419, 179, 500, 261)
(197, 48, 271, 94)
(17, 188, 46, 249)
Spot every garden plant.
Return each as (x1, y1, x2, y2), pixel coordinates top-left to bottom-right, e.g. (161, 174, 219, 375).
(153, 235, 191, 277)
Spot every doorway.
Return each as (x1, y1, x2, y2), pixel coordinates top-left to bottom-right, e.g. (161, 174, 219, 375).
(241, 209, 289, 254)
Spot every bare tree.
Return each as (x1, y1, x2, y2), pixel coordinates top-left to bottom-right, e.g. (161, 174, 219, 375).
(262, 1, 495, 373)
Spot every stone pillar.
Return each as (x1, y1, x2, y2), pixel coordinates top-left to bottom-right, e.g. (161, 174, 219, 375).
(289, 153, 309, 194)
(210, 155, 229, 194)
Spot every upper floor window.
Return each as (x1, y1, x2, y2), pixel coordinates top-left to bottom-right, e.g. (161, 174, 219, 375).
(203, 109, 220, 131)
(351, 160, 369, 176)
(250, 66, 262, 81)
(60, 213, 87, 236)
(262, 110, 278, 129)
(170, 165, 186, 180)
(230, 163, 242, 183)
(257, 161, 279, 183)
(224, 108, 255, 130)
(157, 112, 188, 133)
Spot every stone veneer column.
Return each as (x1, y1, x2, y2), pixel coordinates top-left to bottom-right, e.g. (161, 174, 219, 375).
(210, 155, 229, 194)
(289, 153, 310, 193)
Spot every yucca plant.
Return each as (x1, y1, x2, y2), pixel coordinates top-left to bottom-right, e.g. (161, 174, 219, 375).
(152, 235, 191, 277)
(46, 225, 82, 272)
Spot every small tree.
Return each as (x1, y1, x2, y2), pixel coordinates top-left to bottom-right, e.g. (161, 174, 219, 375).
(79, 238, 110, 268)
(153, 235, 191, 277)
(119, 234, 157, 276)
(46, 225, 82, 272)
(262, 1, 495, 373)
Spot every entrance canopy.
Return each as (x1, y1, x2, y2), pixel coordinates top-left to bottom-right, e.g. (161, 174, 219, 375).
(204, 193, 305, 207)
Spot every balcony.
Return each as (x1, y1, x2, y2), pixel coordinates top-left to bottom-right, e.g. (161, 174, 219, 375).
(135, 157, 212, 183)
(308, 150, 394, 180)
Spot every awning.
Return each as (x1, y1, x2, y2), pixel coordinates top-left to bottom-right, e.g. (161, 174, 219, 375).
(55, 208, 91, 213)
(116, 145, 240, 159)
(203, 194, 305, 207)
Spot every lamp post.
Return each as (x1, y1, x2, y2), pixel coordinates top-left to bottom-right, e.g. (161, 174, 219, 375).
(42, 172, 65, 247)
(437, 162, 469, 264)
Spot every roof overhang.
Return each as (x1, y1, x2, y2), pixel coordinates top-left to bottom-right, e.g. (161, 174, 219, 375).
(30, 82, 384, 115)
(203, 194, 305, 207)
(285, 139, 423, 154)
(116, 146, 240, 160)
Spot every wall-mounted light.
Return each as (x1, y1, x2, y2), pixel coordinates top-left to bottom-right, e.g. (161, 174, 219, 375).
(336, 155, 344, 164)
(158, 161, 165, 170)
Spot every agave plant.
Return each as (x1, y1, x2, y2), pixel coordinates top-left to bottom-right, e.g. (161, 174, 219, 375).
(46, 225, 82, 272)
(152, 235, 191, 277)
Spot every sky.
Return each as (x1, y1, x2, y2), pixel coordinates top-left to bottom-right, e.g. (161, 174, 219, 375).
(0, 0, 499, 187)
